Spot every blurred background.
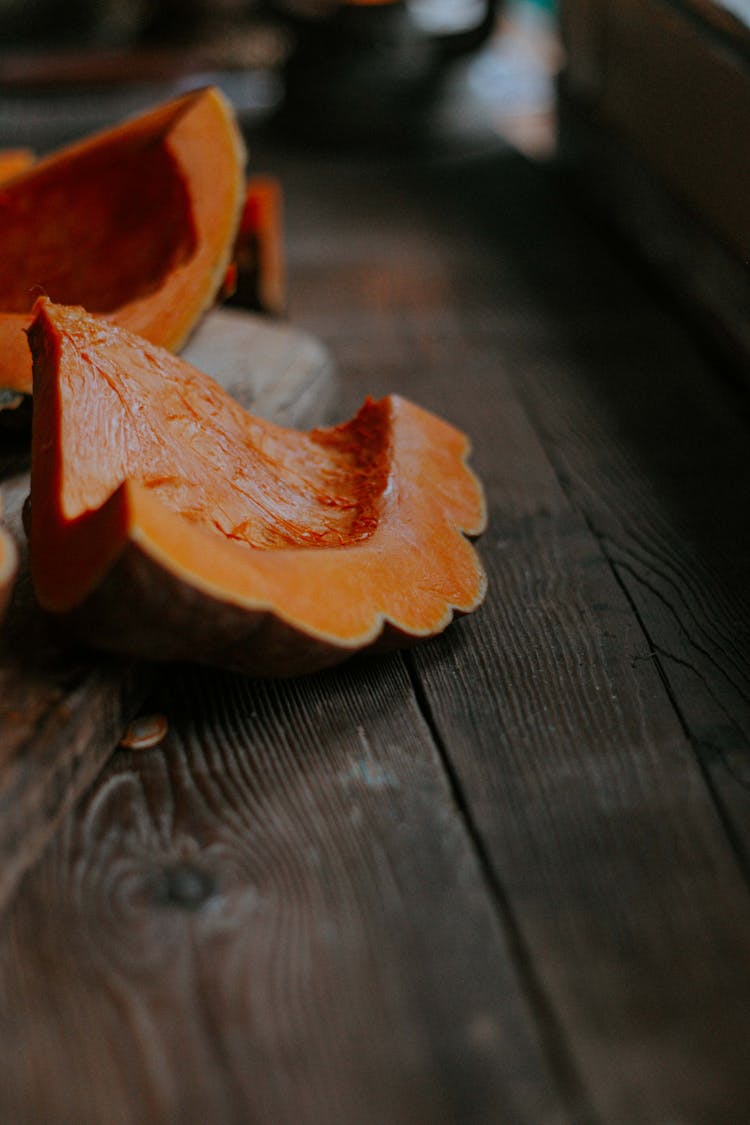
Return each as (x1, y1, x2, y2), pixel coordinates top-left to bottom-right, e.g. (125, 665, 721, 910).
(0, 0, 560, 157)
(3, 0, 746, 368)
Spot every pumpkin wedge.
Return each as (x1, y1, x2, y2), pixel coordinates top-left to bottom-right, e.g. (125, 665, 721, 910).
(0, 149, 34, 184)
(29, 299, 487, 676)
(225, 176, 286, 315)
(0, 86, 245, 396)
(0, 495, 18, 622)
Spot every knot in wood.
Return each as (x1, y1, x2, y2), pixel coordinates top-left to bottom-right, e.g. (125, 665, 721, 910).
(155, 863, 217, 910)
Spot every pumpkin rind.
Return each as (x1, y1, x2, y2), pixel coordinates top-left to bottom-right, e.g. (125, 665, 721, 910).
(0, 87, 245, 395)
(29, 300, 487, 676)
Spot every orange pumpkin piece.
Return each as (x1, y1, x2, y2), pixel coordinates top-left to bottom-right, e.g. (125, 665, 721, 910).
(0, 495, 18, 622)
(224, 176, 286, 315)
(28, 299, 487, 676)
(0, 86, 245, 396)
(0, 149, 34, 184)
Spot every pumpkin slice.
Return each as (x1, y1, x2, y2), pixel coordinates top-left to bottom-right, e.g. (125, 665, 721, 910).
(0, 148, 34, 184)
(224, 176, 286, 315)
(0, 86, 245, 396)
(0, 149, 36, 420)
(29, 299, 487, 676)
(0, 495, 18, 622)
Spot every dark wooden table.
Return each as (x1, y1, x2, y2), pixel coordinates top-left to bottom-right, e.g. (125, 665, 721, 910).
(3, 113, 750, 1123)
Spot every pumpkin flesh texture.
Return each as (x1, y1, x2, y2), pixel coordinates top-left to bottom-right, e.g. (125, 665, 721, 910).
(0, 87, 245, 394)
(30, 301, 486, 674)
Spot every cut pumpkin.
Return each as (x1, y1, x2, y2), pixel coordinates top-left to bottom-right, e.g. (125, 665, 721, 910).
(0, 495, 18, 622)
(0, 86, 245, 396)
(224, 176, 286, 315)
(29, 299, 487, 676)
(0, 148, 34, 184)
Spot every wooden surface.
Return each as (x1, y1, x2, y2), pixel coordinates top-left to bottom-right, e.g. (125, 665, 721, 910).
(0, 308, 334, 918)
(3, 130, 750, 1123)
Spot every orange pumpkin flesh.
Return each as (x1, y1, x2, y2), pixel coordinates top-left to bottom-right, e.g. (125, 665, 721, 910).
(0, 149, 34, 184)
(0, 86, 245, 395)
(225, 176, 286, 315)
(29, 300, 487, 676)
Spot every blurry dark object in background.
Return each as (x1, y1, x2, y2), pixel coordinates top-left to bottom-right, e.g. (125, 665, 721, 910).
(143, 0, 259, 44)
(0, 0, 503, 152)
(0, 0, 281, 48)
(267, 0, 501, 145)
(559, 0, 750, 369)
(0, 0, 153, 47)
(0, 2, 290, 150)
(268, 0, 498, 56)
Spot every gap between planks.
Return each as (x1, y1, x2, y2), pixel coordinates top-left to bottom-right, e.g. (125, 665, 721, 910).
(404, 650, 597, 1125)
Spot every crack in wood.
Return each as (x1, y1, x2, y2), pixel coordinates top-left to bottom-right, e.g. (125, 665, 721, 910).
(403, 650, 599, 1125)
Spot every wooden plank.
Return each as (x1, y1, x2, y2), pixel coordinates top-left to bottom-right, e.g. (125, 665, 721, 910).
(0, 660, 566, 1124)
(181, 307, 336, 429)
(442, 153, 750, 871)
(282, 150, 750, 1121)
(6, 144, 750, 1122)
(402, 153, 750, 1122)
(410, 361, 750, 1122)
(501, 295, 750, 868)
(0, 307, 334, 917)
(0, 163, 581, 1124)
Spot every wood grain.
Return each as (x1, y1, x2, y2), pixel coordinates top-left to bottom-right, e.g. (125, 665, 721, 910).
(0, 308, 334, 917)
(502, 293, 750, 859)
(0, 660, 565, 1124)
(6, 140, 750, 1123)
(411, 152, 750, 1123)
(282, 150, 750, 1122)
(181, 307, 336, 429)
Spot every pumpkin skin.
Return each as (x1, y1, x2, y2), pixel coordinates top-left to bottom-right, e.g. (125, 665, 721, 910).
(0, 87, 245, 396)
(29, 299, 487, 676)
